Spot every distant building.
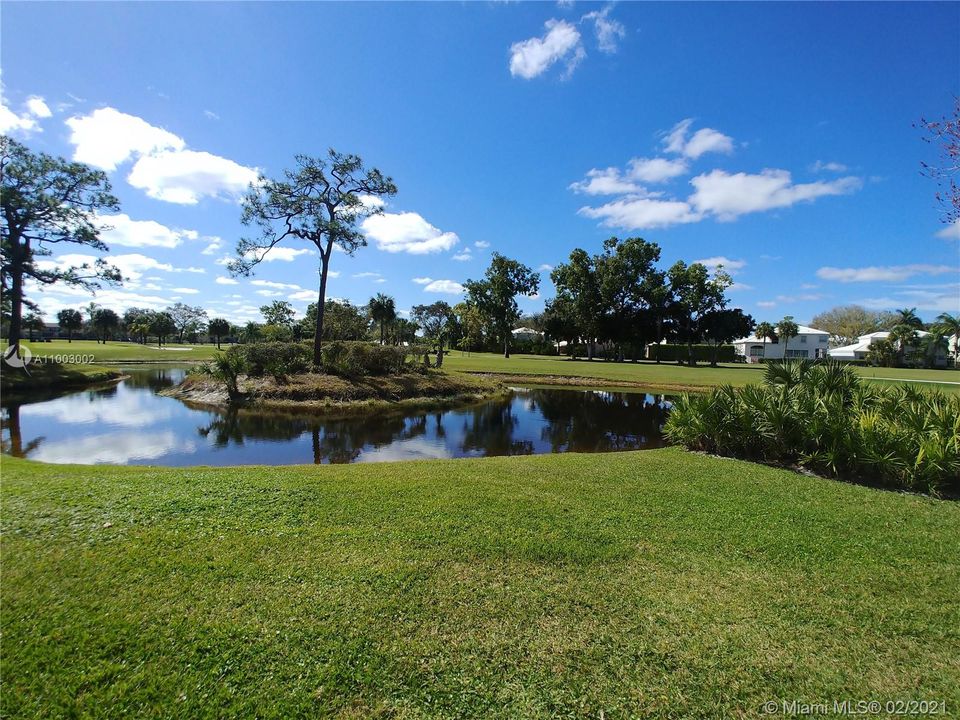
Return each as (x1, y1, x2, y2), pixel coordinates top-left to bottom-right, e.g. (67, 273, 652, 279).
(511, 327, 542, 341)
(829, 330, 949, 367)
(732, 325, 829, 363)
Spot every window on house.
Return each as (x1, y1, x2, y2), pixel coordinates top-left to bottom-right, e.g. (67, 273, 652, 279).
(786, 349, 808, 358)
(800, 336, 807, 343)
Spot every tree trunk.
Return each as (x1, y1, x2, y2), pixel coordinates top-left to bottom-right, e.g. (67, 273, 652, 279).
(157, 335, 162, 348)
(313, 243, 333, 367)
(503, 333, 510, 359)
(67, 329, 73, 343)
(436, 342, 444, 368)
(8, 269, 24, 359)
(380, 321, 385, 346)
(216, 336, 221, 350)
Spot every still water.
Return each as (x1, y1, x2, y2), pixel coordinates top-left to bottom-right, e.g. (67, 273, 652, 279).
(1, 366, 672, 466)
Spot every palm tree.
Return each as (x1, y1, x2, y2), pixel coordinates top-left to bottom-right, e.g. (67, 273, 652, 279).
(368, 293, 396, 346)
(934, 312, 960, 364)
(919, 330, 949, 368)
(895, 307, 924, 329)
(776, 317, 799, 359)
(755, 321, 776, 362)
(889, 323, 919, 367)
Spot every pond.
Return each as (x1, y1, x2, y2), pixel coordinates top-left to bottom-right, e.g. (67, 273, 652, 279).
(1, 366, 673, 466)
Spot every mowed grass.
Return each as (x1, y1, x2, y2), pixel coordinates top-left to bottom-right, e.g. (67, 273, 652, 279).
(2, 450, 958, 718)
(10, 339, 219, 363)
(445, 351, 960, 392)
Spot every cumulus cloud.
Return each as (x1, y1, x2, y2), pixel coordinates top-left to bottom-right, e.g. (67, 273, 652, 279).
(857, 285, 960, 313)
(452, 250, 473, 261)
(65, 107, 184, 170)
(64, 107, 256, 204)
(0, 95, 54, 135)
(663, 119, 734, 159)
(127, 149, 258, 204)
(215, 277, 238, 285)
(816, 264, 955, 283)
(243, 247, 315, 263)
(569, 167, 642, 195)
(582, 5, 625, 53)
(689, 169, 861, 221)
(627, 157, 689, 183)
(32, 251, 203, 285)
(412, 277, 433, 285)
(362, 211, 460, 254)
(423, 279, 466, 295)
(578, 197, 701, 230)
(509, 19, 585, 80)
(251, 279, 303, 290)
(25, 96, 52, 118)
(96, 213, 187, 249)
(474, 240, 491, 249)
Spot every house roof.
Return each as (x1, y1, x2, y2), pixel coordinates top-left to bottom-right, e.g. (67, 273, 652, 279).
(733, 325, 828, 344)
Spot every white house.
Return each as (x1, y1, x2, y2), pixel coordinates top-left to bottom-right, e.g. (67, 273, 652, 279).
(732, 325, 830, 363)
(511, 327, 542, 341)
(829, 330, 949, 366)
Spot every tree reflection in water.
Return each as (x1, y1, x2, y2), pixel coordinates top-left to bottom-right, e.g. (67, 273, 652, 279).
(460, 401, 534, 456)
(527, 388, 670, 453)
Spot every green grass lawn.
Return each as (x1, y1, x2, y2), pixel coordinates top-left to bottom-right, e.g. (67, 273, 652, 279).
(10, 339, 220, 363)
(2, 449, 958, 718)
(445, 351, 960, 392)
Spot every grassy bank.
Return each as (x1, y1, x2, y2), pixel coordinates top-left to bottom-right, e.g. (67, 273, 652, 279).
(0, 362, 123, 394)
(167, 369, 503, 414)
(2, 450, 958, 718)
(445, 352, 960, 392)
(10, 339, 219, 363)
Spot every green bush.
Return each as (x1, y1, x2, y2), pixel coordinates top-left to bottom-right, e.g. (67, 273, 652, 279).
(664, 359, 960, 495)
(321, 341, 410, 376)
(234, 342, 311, 380)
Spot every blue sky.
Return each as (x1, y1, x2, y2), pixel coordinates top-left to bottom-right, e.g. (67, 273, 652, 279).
(2, 1, 958, 325)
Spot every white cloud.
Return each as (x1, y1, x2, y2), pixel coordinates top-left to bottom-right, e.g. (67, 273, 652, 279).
(627, 157, 689, 183)
(695, 256, 746, 274)
(581, 5, 625, 53)
(25, 96, 52, 119)
(757, 301, 777, 308)
(689, 169, 861, 221)
(935, 221, 960, 240)
(200, 237, 223, 255)
(362, 211, 460, 254)
(288, 290, 317, 302)
(538, 264, 554, 272)
(251, 279, 303, 290)
(662, 119, 734, 159)
(127, 149, 257, 204)
(352, 271, 382, 278)
(244, 247, 316, 263)
(857, 285, 960, 313)
(203, 110, 220, 120)
(215, 277, 238, 285)
(569, 167, 641, 195)
(170, 287, 199, 294)
(96, 213, 186, 249)
(412, 277, 433, 285)
(65, 107, 184, 170)
(816, 264, 955, 283)
(474, 241, 491, 249)
(423, 279, 465, 295)
(452, 251, 473, 261)
(509, 19, 585, 80)
(810, 160, 848, 173)
(578, 197, 700, 230)
(255, 290, 285, 297)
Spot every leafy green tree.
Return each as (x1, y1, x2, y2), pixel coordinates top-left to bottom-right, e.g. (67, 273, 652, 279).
(0, 136, 122, 357)
(149, 311, 176, 348)
(550, 249, 601, 359)
(776, 317, 800, 358)
(453, 302, 485, 353)
(811, 304, 889, 345)
(259, 300, 295, 329)
(241, 321, 263, 344)
(92, 308, 120, 343)
(465, 253, 539, 359)
(56, 308, 83, 343)
(668, 261, 733, 366)
(543, 296, 579, 356)
(702, 309, 755, 367)
(122, 307, 152, 343)
(919, 330, 949, 368)
(866, 338, 897, 367)
(208, 318, 231, 349)
(390, 318, 419, 346)
(596, 237, 661, 360)
(23, 312, 45, 342)
(168, 302, 208, 343)
(645, 273, 675, 363)
(231, 150, 397, 365)
(754, 321, 777, 360)
(412, 301, 455, 367)
(369, 293, 396, 345)
(889, 323, 920, 366)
